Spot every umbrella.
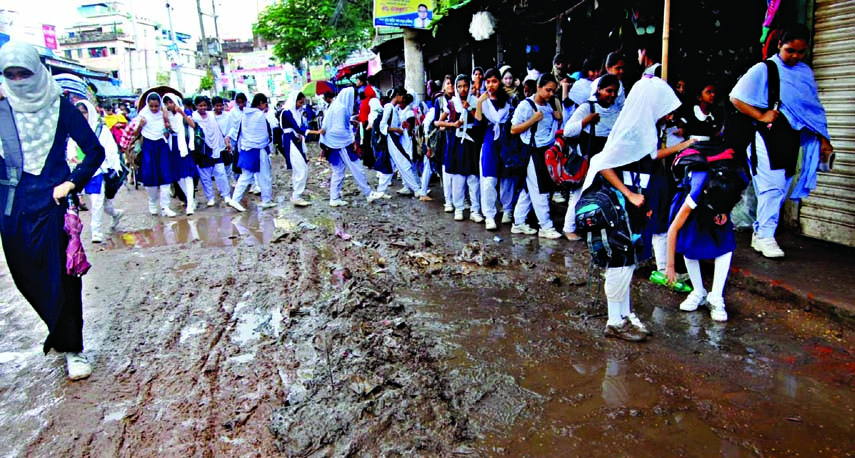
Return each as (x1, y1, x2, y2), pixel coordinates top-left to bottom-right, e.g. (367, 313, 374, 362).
(301, 81, 336, 97)
(137, 86, 184, 112)
(64, 195, 92, 277)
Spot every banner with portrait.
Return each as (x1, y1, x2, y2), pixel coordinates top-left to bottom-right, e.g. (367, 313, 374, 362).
(374, 0, 435, 29)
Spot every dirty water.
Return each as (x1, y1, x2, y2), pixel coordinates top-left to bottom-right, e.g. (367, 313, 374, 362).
(0, 152, 852, 457)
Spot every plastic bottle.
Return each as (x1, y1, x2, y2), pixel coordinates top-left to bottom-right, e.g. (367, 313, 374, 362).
(649, 270, 693, 293)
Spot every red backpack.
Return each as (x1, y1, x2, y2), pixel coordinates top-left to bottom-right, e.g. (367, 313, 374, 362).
(545, 130, 589, 190)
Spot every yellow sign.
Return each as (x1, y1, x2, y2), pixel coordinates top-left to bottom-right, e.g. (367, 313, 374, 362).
(374, 0, 435, 29)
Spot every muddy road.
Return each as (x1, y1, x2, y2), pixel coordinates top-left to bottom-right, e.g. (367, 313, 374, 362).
(0, 150, 853, 457)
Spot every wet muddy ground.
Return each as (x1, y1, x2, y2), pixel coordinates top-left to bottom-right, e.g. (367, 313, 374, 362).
(0, 149, 853, 457)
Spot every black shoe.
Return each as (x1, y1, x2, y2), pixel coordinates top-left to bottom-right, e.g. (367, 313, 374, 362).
(604, 319, 647, 342)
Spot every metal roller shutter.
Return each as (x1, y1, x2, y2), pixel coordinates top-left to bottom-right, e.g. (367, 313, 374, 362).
(799, 0, 855, 246)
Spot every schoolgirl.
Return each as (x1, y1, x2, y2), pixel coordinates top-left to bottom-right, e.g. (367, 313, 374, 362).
(133, 93, 177, 216)
(191, 96, 233, 207)
(666, 162, 746, 322)
(398, 93, 418, 195)
(567, 57, 601, 111)
(163, 93, 198, 215)
(320, 87, 376, 206)
(435, 75, 483, 222)
(475, 68, 517, 230)
(509, 73, 563, 239)
(72, 100, 124, 243)
(590, 52, 627, 110)
(228, 93, 275, 211)
(280, 90, 322, 207)
(379, 86, 425, 199)
(683, 81, 723, 140)
(418, 91, 443, 199)
(436, 74, 456, 212)
(499, 65, 522, 107)
(580, 76, 697, 342)
(561, 74, 622, 241)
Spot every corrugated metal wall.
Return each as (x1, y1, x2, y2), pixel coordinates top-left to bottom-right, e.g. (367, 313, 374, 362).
(799, 0, 855, 246)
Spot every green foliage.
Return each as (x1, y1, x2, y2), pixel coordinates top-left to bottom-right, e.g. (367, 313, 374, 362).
(254, 0, 374, 66)
(198, 71, 215, 92)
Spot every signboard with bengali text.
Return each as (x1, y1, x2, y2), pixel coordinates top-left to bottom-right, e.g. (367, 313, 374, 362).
(374, 0, 434, 29)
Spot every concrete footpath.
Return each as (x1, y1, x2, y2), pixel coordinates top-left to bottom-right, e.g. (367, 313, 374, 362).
(726, 230, 855, 322)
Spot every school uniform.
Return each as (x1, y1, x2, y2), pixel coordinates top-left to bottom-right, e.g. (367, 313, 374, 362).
(380, 103, 423, 196)
(729, 54, 830, 241)
(136, 103, 177, 215)
(511, 96, 558, 231)
(321, 88, 373, 202)
(229, 107, 273, 205)
(479, 98, 518, 221)
(282, 91, 310, 201)
(192, 110, 232, 203)
(445, 92, 481, 214)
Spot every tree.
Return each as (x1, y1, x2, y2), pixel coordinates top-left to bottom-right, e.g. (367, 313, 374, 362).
(254, 0, 374, 66)
(198, 71, 215, 92)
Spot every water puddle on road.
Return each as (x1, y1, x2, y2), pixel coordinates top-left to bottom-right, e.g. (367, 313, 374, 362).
(400, 285, 855, 456)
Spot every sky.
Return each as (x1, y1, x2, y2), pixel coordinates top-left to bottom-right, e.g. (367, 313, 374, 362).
(2, 0, 272, 41)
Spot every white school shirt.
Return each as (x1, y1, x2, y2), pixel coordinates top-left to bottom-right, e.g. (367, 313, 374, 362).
(511, 97, 556, 148)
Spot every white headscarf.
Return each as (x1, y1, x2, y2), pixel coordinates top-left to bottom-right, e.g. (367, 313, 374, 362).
(451, 76, 478, 142)
(283, 90, 304, 132)
(136, 94, 167, 141)
(582, 76, 681, 191)
(367, 98, 383, 125)
(0, 41, 63, 175)
(73, 99, 120, 173)
(192, 107, 225, 155)
(163, 93, 191, 156)
(320, 87, 355, 149)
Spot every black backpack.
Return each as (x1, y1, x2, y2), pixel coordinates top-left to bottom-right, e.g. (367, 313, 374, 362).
(500, 99, 537, 175)
(575, 180, 641, 268)
(724, 60, 780, 170)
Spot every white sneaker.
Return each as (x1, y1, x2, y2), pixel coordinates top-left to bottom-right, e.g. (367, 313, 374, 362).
(454, 210, 464, 221)
(251, 186, 261, 195)
(228, 199, 246, 212)
(708, 295, 728, 322)
(538, 227, 562, 239)
(751, 234, 785, 258)
(291, 197, 311, 207)
(501, 213, 513, 224)
(552, 193, 566, 203)
(628, 312, 652, 335)
(511, 223, 537, 235)
(381, 193, 393, 199)
(258, 201, 277, 209)
(368, 191, 383, 203)
(206, 199, 216, 207)
(397, 187, 414, 196)
(66, 352, 92, 381)
(470, 212, 485, 223)
(110, 209, 125, 229)
(91, 232, 104, 244)
(443, 204, 454, 213)
(485, 218, 498, 231)
(148, 202, 159, 216)
(680, 289, 708, 312)
(186, 201, 195, 216)
(329, 199, 349, 207)
(161, 207, 178, 217)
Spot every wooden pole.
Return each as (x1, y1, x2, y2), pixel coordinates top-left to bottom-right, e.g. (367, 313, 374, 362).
(661, 0, 671, 81)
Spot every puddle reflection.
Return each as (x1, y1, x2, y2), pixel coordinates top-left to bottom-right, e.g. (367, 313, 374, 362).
(101, 212, 279, 249)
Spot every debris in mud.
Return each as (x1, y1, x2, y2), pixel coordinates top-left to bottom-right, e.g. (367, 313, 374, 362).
(405, 251, 443, 271)
(335, 226, 353, 241)
(456, 242, 499, 267)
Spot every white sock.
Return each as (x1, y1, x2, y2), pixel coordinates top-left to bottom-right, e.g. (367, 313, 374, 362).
(710, 251, 733, 301)
(684, 257, 706, 294)
(652, 233, 668, 272)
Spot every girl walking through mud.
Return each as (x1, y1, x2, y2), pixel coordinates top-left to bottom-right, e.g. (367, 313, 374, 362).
(134, 93, 178, 217)
(281, 91, 321, 207)
(0, 41, 106, 380)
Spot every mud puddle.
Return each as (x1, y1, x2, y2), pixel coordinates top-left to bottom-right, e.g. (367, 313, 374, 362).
(401, 281, 855, 457)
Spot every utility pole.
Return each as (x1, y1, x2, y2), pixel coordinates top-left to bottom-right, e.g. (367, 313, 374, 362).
(403, 28, 425, 103)
(211, 0, 224, 73)
(195, 0, 209, 68)
(165, 2, 185, 91)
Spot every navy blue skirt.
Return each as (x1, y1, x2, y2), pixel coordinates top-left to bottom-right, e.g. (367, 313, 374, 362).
(237, 148, 262, 173)
(139, 138, 175, 186)
(373, 136, 394, 174)
(170, 137, 198, 179)
(83, 174, 103, 195)
(445, 134, 480, 176)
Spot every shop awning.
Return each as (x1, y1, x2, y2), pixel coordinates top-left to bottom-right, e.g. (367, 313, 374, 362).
(87, 78, 134, 98)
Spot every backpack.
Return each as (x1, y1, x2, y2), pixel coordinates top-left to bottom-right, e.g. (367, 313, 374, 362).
(724, 60, 779, 169)
(370, 108, 389, 153)
(574, 181, 640, 268)
(671, 142, 736, 182)
(544, 133, 590, 190)
(499, 98, 538, 175)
